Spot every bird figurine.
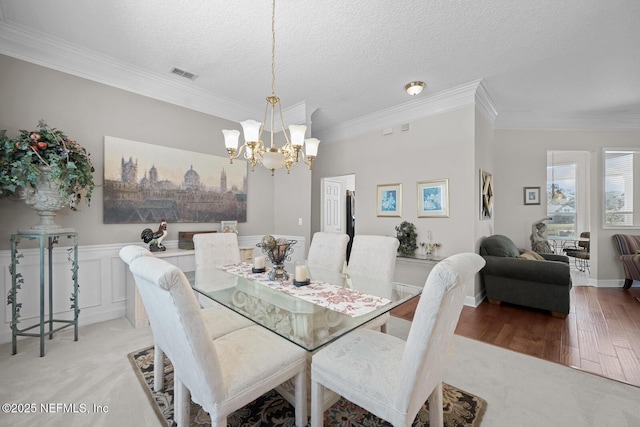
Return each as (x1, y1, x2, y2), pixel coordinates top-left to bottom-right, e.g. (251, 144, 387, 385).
(141, 219, 168, 252)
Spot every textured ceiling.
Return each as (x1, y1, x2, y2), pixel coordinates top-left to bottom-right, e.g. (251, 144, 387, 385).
(1, 0, 639, 139)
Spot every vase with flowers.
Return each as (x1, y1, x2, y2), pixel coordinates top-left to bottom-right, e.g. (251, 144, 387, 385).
(0, 120, 95, 230)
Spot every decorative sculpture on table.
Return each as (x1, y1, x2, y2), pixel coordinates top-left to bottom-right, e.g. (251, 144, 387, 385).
(256, 235, 296, 281)
(141, 219, 168, 252)
(530, 217, 553, 254)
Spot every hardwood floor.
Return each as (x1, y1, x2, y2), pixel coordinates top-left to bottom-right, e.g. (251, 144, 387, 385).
(391, 284, 640, 388)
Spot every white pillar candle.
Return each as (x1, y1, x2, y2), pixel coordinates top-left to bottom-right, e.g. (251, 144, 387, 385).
(295, 265, 307, 282)
(253, 255, 265, 269)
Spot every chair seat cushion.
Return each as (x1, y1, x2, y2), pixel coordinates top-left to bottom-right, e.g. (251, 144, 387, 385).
(201, 305, 253, 340)
(313, 329, 406, 420)
(214, 326, 307, 401)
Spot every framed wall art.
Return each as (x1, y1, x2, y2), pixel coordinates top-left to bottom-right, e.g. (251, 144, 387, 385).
(376, 183, 402, 217)
(480, 169, 494, 220)
(221, 220, 238, 233)
(523, 186, 541, 205)
(417, 179, 449, 218)
(103, 136, 248, 224)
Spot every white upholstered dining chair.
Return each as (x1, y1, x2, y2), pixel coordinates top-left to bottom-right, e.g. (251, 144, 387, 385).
(311, 252, 485, 427)
(347, 234, 400, 332)
(119, 245, 252, 392)
(128, 255, 308, 427)
(193, 232, 244, 308)
(193, 232, 242, 268)
(307, 232, 350, 273)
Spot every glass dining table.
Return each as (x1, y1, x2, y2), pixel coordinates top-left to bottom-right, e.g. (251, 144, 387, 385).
(189, 263, 422, 352)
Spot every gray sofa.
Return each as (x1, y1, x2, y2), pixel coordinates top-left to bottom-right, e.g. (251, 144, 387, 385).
(479, 234, 572, 318)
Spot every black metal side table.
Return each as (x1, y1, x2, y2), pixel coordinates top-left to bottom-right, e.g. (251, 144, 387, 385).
(8, 229, 80, 356)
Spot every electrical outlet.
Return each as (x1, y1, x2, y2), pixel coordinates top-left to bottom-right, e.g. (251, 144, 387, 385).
(298, 218, 303, 226)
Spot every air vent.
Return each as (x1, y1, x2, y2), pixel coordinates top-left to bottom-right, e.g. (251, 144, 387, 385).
(170, 67, 198, 81)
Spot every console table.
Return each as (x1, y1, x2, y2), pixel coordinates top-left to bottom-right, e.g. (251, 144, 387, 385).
(9, 229, 80, 357)
(394, 253, 444, 288)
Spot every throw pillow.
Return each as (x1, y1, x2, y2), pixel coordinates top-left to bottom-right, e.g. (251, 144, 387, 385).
(481, 235, 521, 257)
(518, 250, 545, 261)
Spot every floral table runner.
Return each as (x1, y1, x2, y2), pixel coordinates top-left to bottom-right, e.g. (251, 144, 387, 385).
(218, 263, 391, 317)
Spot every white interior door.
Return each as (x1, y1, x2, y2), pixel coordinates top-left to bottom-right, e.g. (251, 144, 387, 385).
(322, 179, 342, 233)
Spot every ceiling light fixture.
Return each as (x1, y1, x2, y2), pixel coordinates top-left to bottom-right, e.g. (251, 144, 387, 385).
(405, 81, 425, 96)
(222, 0, 319, 175)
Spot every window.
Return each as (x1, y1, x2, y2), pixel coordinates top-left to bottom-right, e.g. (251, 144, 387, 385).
(546, 161, 577, 237)
(604, 150, 635, 227)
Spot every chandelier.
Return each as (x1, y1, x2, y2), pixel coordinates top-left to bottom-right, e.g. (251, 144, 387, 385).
(222, 0, 320, 175)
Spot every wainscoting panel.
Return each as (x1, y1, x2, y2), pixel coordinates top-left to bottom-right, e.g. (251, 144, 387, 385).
(0, 236, 305, 345)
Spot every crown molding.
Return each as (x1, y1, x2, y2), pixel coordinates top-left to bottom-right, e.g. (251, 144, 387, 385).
(0, 21, 259, 124)
(475, 80, 499, 125)
(2, 19, 638, 137)
(495, 112, 640, 131)
(316, 80, 484, 143)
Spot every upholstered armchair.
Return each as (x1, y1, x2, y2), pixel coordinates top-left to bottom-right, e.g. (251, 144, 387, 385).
(612, 234, 640, 289)
(479, 234, 572, 318)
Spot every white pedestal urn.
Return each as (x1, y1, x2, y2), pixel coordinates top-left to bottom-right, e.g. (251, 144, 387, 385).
(21, 166, 69, 230)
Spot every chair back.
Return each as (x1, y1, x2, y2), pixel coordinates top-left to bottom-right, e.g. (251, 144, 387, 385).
(193, 232, 241, 269)
(347, 235, 399, 281)
(119, 245, 152, 265)
(578, 232, 590, 251)
(612, 234, 640, 256)
(128, 256, 225, 404)
(307, 232, 350, 273)
(396, 253, 485, 417)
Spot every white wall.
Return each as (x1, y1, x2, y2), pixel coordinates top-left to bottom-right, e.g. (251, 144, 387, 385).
(310, 107, 484, 303)
(494, 129, 640, 283)
(274, 161, 312, 246)
(473, 107, 496, 296)
(312, 106, 478, 256)
(0, 54, 279, 249)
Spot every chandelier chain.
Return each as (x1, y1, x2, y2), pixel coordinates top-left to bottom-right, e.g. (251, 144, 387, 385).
(221, 0, 319, 174)
(271, 0, 276, 97)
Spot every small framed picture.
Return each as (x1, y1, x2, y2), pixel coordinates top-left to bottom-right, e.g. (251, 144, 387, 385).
(417, 179, 449, 218)
(523, 187, 541, 205)
(220, 220, 238, 233)
(480, 169, 493, 220)
(376, 183, 402, 217)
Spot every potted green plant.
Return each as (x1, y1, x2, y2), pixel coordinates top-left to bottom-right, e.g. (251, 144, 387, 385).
(395, 220, 418, 256)
(0, 120, 95, 229)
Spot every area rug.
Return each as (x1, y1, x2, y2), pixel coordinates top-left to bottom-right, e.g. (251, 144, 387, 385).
(128, 346, 486, 426)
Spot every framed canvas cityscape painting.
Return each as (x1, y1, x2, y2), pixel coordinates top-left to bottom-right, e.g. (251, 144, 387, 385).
(103, 136, 247, 224)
